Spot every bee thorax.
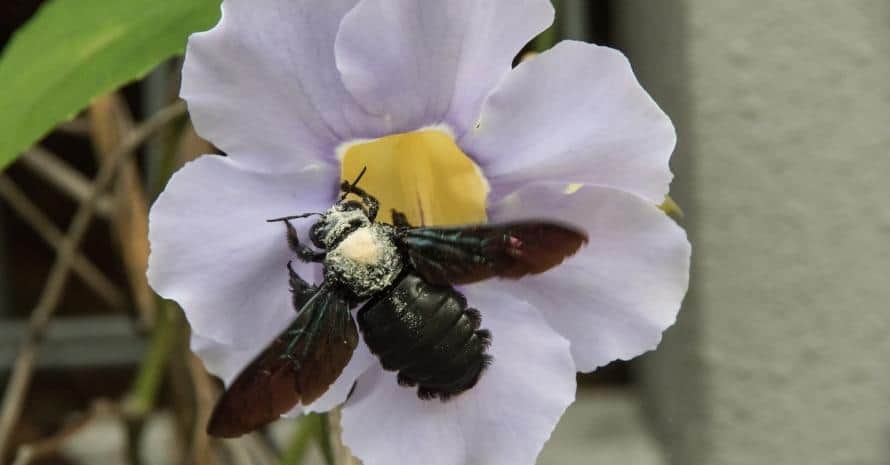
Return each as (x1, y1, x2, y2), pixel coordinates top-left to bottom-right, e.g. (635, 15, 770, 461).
(325, 225, 402, 298)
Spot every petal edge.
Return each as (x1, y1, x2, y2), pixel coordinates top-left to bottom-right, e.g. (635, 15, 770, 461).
(462, 41, 677, 204)
(341, 285, 575, 465)
(489, 182, 691, 371)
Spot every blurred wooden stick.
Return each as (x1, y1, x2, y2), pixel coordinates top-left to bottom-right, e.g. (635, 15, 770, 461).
(186, 352, 218, 465)
(0, 101, 187, 460)
(10, 400, 119, 465)
(173, 120, 214, 168)
(0, 175, 126, 309)
(56, 117, 92, 136)
(89, 93, 157, 328)
(19, 147, 115, 218)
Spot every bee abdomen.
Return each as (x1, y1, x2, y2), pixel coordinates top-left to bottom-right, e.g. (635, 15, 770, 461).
(357, 274, 492, 400)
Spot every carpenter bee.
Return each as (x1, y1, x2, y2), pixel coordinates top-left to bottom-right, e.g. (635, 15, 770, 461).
(207, 168, 588, 438)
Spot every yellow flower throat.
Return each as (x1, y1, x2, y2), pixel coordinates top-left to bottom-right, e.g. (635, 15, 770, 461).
(339, 128, 489, 227)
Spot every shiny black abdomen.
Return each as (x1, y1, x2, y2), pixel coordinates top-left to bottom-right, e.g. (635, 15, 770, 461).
(357, 273, 491, 400)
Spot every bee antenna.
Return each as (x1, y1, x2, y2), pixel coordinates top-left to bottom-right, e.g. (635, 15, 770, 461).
(339, 166, 368, 201)
(266, 213, 322, 223)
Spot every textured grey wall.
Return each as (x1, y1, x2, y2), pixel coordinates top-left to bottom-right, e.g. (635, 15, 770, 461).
(616, 2, 890, 464)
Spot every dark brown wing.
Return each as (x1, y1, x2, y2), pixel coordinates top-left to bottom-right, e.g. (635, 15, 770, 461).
(398, 222, 588, 285)
(206, 288, 357, 438)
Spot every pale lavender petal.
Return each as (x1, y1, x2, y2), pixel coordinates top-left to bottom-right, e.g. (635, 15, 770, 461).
(461, 41, 676, 203)
(191, 333, 257, 386)
(148, 155, 336, 348)
(335, 0, 554, 136)
(341, 285, 575, 465)
(181, 0, 385, 172)
(488, 182, 690, 371)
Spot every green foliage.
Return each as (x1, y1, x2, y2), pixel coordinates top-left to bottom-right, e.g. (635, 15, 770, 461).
(0, 0, 221, 170)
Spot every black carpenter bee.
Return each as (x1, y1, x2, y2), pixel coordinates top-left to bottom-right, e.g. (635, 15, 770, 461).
(207, 168, 587, 437)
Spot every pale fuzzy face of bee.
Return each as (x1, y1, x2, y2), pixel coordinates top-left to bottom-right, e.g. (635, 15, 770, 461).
(335, 227, 382, 265)
(315, 204, 372, 249)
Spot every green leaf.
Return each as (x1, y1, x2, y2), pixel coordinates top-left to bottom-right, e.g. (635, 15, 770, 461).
(0, 0, 221, 170)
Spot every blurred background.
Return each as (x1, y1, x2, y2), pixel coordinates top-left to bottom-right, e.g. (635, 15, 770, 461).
(1, 0, 889, 464)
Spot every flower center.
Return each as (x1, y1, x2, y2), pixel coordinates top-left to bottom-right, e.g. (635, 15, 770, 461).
(339, 128, 489, 227)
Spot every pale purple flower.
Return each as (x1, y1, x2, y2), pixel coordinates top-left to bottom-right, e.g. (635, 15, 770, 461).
(147, 1, 690, 464)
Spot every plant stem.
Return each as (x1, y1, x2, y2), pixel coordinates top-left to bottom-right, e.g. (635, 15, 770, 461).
(122, 300, 179, 418)
(278, 414, 325, 465)
(318, 413, 335, 465)
(120, 300, 181, 465)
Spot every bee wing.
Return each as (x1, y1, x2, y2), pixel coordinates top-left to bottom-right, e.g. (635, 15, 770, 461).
(397, 222, 588, 285)
(206, 287, 358, 438)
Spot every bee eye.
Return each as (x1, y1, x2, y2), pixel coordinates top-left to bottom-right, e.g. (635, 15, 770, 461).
(309, 221, 327, 248)
(342, 200, 365, 212)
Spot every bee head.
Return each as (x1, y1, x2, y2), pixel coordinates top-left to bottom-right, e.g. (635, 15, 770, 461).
(309, 202, 371, 249)
(269, 167, 374, 250)
(306, 166, 376, 249)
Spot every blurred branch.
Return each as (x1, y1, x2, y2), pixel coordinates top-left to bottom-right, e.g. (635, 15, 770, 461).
(237, 434, 281, 465)
(0, 100, 187, 460)
(10, 400, 119, 465)
(122, 302, 179, 419)
(122, 301, 181, 465)
(166, 321, 199, 462)
(55, 117, 92, 136)
(160, 119, 214, 196)
(19, 147, 115, 218)
(90, 93, 157, 328)
(0, 175, 127, 309)
(186, 351, 218, 465)
(174, 120, 212, 167)
(214, 432, 281, 465)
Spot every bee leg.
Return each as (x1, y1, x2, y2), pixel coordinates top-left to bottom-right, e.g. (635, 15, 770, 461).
(287, 262, 319, 313)
(288, 260, 315, 292)
(391, 209, 412, 228)
(341, 181, 380, 221)
(298, 248, 326, 263)
(284, 219, 326, 263)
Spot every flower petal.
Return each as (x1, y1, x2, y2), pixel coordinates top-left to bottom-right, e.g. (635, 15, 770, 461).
(181, 0, 385, 171)
(191, 333, 257, 386)
(335, 0, 554, 136)
(488, 182, 691, 372)
(461, 41, 677, 203)
(148, 155, 336, 348)
(191, 333, 376, 416)
(341, 285, 575, 465)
